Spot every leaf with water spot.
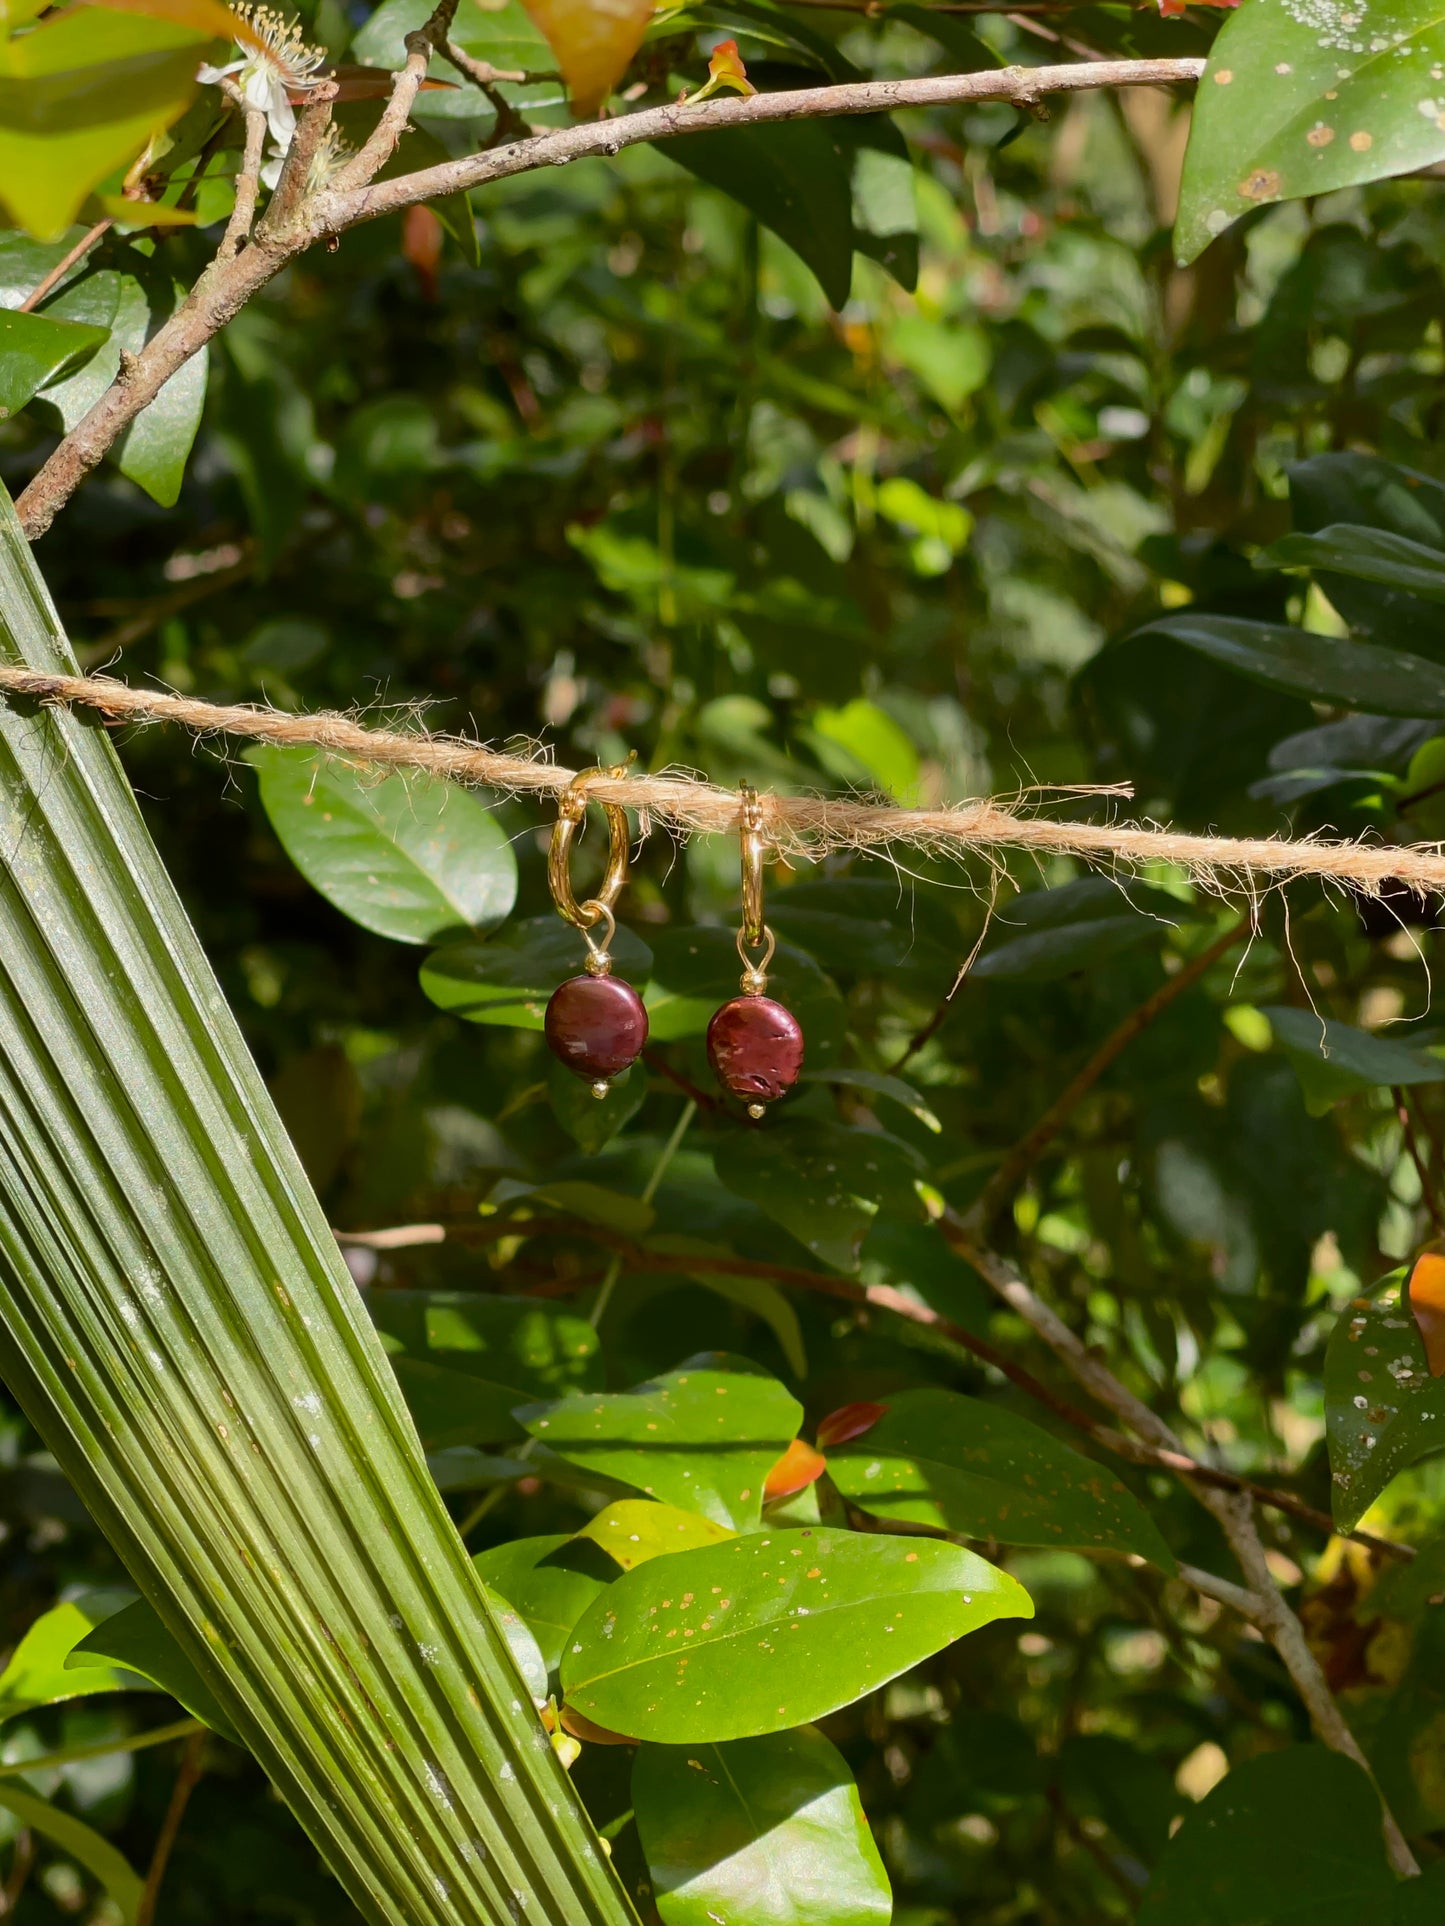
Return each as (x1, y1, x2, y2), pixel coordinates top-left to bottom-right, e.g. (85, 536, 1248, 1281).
(517, 1353, 803, 1532)
(712, 1118, 926, 1273)
(1324, 1267, 1445, 1529)
(827, 1388, 1176, 1570)
(1176, 0, 1445, 265)
(1136, 614, 1445, 715)
(560, 1526, 1030, 1743)
(632, 1727, 892, 1926)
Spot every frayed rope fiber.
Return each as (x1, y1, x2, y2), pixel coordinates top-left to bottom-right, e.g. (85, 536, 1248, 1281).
(6, 664, 1445, 896)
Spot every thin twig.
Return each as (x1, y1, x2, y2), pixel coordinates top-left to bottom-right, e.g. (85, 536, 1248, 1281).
(260, 80, 340, 234)
(17, 221, 112, 314)
(967, 913, 1255, 1229)
(215, 82, 268, 262)
(0, 1719, 202, 1781)
(135, 1729, 206, 1926)
(333, 0, 461, 191)
(16, 56, 1203, 541)
(0, 1831, 33, 1917)
(1395, 1086, 1443, 1235)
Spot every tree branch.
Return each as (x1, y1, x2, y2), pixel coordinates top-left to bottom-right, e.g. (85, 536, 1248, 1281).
(15, 54, 1203, 541)
(332, 0, 461, 191)
(17, 220, 111, 313)
(259, 79, 339, 235)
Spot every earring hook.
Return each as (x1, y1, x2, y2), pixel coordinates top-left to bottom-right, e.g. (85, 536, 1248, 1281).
(549, 764, 631, 972)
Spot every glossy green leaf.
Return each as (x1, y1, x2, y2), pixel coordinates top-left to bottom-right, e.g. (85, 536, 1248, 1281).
(0, 1591, 140, 1724)
(1139, 613, 1445, 715)
(40, 262, 208, 505)
(577, 1498, 737, 1571)
(70, 1597, 240, 1741)
(560, 1526, 1031, 1742)
(766, 878, 959, 981)
(492, 1601, 550, 1706)
(826, 1388, 1177, 1570)
(0, 1783, 143, 1923)
(426, 1446, 528, 1492)
(1176, 0, 1445, 266)
(665, 122, 855, 309)
(0, 13, 205, 240)
(1136, 1747, 1398, 1926)
(391, 1355, 538, 1448)
(518, 1354, 803, 1531)
(1265, 1005, 1445, 1115)
(0, 483, 633, 1926)
(0, 306, 108, 420)
(1324, 1267, 1438, 1530)
(1287, 456, 1445, 641)
(633, 1727, 891, 1926)
(1260, 525, 1445, 604)
(249, 745, 517, 945)
(712, 1118, 925, 1273)
(473, 1535, 613, 1674)
(797, 1068, 941, 1133)
(420, 916, 653, 1029)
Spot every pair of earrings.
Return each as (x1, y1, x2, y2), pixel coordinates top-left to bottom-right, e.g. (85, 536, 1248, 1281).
(542, 769, 804, 1118)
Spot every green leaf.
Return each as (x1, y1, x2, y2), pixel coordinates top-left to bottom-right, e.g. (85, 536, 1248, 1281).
(712, 1118, 925, 1272)
(420, 916, 653, 1029)
(1324, 1267, 1438, 1530)
(645, 925, 844, 1057)
(550, 1058, 647, 1154)
(643, 1236, 808, 1377)
(492, 1601, 550, 1705)
(632, 1727, 892, 1926)
(0, 1592, 141, 1725)
(0, 1783, 143, 1923)
(518, 1353, 804, 1531)
(0, 13, 205, 240)
(1260, 525, 1445, 604)
(1136, 1747, 1397, 1926)
(1058, 1734, 1181, 1865)
(796, 1069, 941, 1133)
(249, 745, 517, 945)
(367, 1291, 602, 1394)
(0, 306, 108, 420)
(665, 121, 855, 309)
(70, 1598, 241, 1742)
(1264, 1005, 1445, 1115)
(576, 1498, 737, 1571)
(1175, 0, 1445, 266)
(473, 1535, 613, 1674)
(40, 262, 207, 505)
(0, 481, 633, 1926)
(390, 1356, 538, 1448)
(560, 1526, 1031, 1742)
(1139, 613, 1445, 715)
(826, 1388, 1177, 1570)
(972, 880, 1189, 983)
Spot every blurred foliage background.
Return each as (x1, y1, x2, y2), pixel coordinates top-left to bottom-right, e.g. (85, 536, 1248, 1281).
(9, 0, 1445, 1915)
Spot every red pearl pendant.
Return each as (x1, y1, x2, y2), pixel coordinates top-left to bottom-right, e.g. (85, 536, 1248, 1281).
(707, 994, 804, 1113)
(545, 974, 649, 1092)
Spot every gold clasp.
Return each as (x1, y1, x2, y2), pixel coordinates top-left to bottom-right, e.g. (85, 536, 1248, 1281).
(737, 782, 774, 993)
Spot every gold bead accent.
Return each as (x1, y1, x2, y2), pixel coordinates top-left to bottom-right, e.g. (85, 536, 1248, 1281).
(591, 1080, 610, 1100)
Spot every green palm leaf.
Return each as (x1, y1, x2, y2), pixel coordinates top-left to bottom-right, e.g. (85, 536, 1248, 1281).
(0, 484, 635, 1926)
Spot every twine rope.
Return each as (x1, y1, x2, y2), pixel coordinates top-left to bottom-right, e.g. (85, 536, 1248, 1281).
(5, 664, 1445, 896)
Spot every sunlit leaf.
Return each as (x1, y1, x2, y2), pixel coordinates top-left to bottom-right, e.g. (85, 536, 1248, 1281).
(0, 305, 108, 420)
(474, 1534, 613, 1673)
(1324, 1267, 1441, 1529)
(0, 1592, 141, 1725)
(576, 1498, 737, 1571)
(521, 0, 653, 114)
(561, 1526, 1031, 1742)
(71, 1597, 240, 1740)
(633, 1727, 891, 1926)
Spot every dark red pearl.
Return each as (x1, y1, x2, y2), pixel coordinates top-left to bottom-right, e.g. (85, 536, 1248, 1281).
(706, 994, 804, 1108)
(545, 974, 649, 1083)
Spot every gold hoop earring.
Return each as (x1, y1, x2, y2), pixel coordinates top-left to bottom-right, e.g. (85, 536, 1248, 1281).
(544, 766, 648, 1099)
(706, 784, 803, 1119)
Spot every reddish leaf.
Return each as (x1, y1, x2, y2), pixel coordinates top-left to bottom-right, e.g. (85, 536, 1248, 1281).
(296, 65, 459, 102)
(401, 204, 443, 301)
(816, 1401, 888, 1448)
(558, 1704, 634, 1745)
(519, 0, 652, 117)
(762, 1437, 827, 1503)
(1409, 1250, 1445, 1378)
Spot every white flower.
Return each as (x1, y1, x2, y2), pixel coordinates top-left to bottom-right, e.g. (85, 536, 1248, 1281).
(198, 4, 326, 153)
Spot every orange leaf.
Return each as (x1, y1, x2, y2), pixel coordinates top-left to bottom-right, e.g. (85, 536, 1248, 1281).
(762, 1437, 827, 1503)
(79, 0, 268, 52)
(705, 37, 754, 96)
(518, 0, 652, 117)
(402, 203, 443, 301)
(815, 1400, 888, 1448)
(309, 64, 460, 102)
(558, 1704, 635, 1745)
(1409, 1250, 1445, 1377)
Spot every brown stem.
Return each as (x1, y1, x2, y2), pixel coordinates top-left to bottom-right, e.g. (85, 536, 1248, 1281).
(135, 1730, 206, 1926)
(967, 912, 1254, 1230)
(333, 0, 461, 191)
(0, 1831, 33, 1916)
(260, 81, 340, 234)
(641, 1046, 724, 1113)
(17, 221, 112, 313)
(16, 55, 1203, 540)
